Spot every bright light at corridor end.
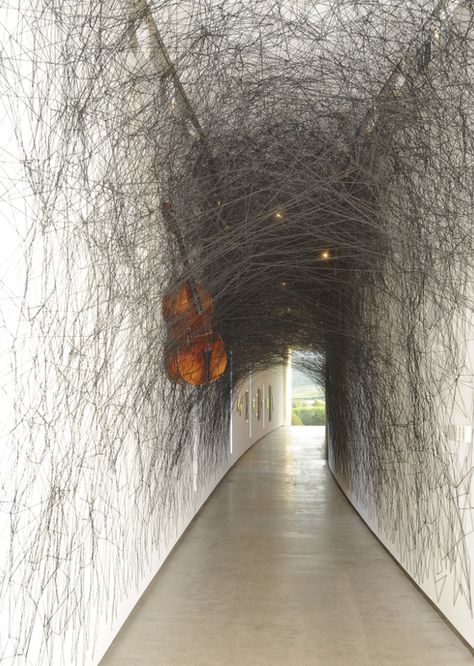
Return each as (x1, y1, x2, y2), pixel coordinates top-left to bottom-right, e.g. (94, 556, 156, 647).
(285, 349, 293, 425)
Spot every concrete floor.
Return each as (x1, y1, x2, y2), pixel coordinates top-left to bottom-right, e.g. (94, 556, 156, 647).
(100, 426, 474, 665)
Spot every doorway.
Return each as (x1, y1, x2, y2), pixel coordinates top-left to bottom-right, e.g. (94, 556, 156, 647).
(290, 351, 325, 426)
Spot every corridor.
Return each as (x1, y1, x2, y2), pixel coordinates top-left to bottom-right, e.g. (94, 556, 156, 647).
(100, 427, 473, 665)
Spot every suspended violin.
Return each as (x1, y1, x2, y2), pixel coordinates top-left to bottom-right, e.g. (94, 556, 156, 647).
(161, 201, 227, 386)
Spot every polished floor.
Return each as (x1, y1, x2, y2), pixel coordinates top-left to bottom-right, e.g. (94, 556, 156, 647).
(100, 426, 473, 665)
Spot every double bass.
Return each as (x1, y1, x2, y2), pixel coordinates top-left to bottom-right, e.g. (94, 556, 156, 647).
(161, 201, 227, 386)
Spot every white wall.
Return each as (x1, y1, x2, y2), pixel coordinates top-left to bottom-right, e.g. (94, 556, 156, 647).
(328, 2, 474, 648)
(0, 3, 288, 663)
(328, 294, 474, 646)
(230, 366, 287, 465)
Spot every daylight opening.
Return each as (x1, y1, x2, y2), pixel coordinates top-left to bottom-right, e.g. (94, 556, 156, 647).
(290, 351, 326, 426)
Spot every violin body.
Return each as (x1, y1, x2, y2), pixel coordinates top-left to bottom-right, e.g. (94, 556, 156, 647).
(163, 281, 227, 385)
(160, 205, 227, 386)
(165, 331, 227, 386)
(162, 281, 214, 337)
(161, 200, 227, 386)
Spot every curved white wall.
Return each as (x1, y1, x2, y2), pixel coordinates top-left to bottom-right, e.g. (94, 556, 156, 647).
(327, 5, 474, 648)
(0, 2, 288, 662)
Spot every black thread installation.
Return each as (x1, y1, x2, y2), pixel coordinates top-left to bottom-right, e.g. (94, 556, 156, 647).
(1, 1, 473, 662)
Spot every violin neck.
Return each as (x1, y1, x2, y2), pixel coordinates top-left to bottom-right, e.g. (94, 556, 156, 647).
(188, 281, 205, 317)
(161, 201, 207, 317)
(161, 202, 191, 269)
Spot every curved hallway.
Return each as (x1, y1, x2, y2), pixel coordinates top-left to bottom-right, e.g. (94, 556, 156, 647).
(100, 427, 473, 665)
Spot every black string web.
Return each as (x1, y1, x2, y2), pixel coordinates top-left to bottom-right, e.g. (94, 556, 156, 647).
(1, 0, 474, 662)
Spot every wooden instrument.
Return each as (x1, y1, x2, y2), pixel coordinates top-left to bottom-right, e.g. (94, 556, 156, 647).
(161, 201, 227, 386)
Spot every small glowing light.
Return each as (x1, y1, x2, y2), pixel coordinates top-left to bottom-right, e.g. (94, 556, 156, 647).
(320, 249, 331, 260)
(274, 210, 285, 221)
(281, 281, 287, 287)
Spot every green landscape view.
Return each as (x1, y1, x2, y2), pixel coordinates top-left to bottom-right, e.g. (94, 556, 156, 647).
(291, 366, 325, 426)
